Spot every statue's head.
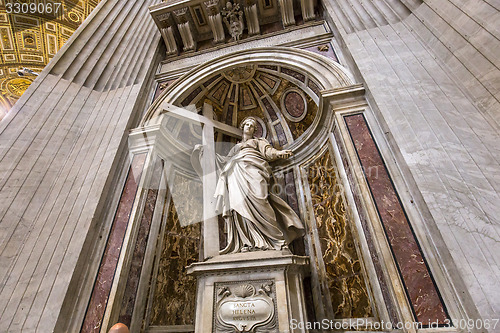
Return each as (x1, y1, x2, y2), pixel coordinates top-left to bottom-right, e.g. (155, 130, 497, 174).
(226, 1, 233, 9)
(240, 117, 258, 136)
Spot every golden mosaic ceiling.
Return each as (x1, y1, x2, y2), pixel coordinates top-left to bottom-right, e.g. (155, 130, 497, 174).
(0, 0, 101, 119)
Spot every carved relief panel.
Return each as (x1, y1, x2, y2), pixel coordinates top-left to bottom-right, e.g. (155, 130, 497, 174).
(214, 280, 278, 333)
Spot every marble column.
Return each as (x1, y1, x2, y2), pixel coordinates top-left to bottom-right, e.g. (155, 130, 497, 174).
(344, 113, 449, 326)
(81, 152, 149, 333)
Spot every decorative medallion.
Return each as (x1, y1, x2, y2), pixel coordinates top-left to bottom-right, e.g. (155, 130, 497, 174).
(7, 77, 32, 97)
(281, 88, 307, 122)
(68, 12, 81, 23)
(214, 280, 277, 333)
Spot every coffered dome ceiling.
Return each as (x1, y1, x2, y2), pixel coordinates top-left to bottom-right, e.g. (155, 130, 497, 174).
(0, 0, 101, 119)
(169, 64, 321, 150)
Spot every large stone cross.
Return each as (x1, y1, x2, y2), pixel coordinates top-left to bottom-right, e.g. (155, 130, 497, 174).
(162, 102, 242, 259)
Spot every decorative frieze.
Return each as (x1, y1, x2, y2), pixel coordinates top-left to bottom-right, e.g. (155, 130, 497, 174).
(150, 0, 319, 55)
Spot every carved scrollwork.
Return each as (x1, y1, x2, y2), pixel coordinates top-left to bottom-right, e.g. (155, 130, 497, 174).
(222, 0, 244, 42)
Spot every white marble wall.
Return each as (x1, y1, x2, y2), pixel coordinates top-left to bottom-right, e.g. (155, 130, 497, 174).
(324, 0, 500, 328)
(0, 0, 161, 331)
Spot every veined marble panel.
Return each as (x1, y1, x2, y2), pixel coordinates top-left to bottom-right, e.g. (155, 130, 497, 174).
(344, 114, 448, 325)
(150, 200, 201, 326)
(81, 153, 147, 333)
(119, 160, 164, 326)
(307, 149, 372, 318)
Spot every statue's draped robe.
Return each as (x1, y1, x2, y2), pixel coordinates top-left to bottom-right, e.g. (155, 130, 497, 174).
(210, 138, 304, 254)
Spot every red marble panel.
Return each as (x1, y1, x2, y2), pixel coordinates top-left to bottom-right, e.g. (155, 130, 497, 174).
(118, 160, 164, 326)
(284, 91, 305, 118)
(333, 126, 399, 323)
(307, 80, 321, 97)
(81, 153, 147, 333)
(281, 67, 306, 82)
(152, 79, 177, 103)
(181, 86, 202, 106)
(262, 97, 277, 121)
(258, 64, 278, 71)
(344, 114, 448, 326)
(203, 74, 221, 88)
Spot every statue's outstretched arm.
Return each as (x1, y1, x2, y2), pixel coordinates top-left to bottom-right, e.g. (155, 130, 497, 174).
(259, 138, 294, 160)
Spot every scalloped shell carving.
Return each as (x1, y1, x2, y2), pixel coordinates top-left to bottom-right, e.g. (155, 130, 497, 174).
(232, 284, 255, 298)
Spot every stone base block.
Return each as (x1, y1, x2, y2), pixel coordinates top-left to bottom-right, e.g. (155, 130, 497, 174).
(187, 250, 310, 333)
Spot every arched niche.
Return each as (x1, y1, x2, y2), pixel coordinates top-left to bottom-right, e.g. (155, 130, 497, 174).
(139, 47, 356, 166)
(124, 47, 384, 330)
(82, 46, 454, 333)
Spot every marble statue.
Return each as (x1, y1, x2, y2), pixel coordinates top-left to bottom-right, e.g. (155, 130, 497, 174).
(193, 117, 305, 254)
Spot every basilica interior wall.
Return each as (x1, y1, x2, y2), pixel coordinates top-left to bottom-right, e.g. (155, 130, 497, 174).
(0, 0, 498, 331)
(322, 0, 500, 324)
(0, 1, 163, 332)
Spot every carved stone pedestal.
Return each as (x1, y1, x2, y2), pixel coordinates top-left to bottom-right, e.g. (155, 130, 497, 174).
(187, 250, 309, 333)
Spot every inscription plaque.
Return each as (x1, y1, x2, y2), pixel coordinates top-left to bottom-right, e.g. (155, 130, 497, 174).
(214, 281, 277, 333)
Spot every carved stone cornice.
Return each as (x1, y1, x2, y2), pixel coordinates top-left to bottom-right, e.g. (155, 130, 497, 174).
(149, 0, 319, 55)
